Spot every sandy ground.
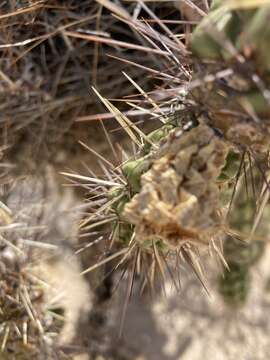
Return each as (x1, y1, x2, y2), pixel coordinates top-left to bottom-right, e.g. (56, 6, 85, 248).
(55, 248, 270, 360)
(107, 247, 270, 360)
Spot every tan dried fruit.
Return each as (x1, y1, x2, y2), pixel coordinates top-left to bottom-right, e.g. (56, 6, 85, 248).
(123, 124, 229, 249)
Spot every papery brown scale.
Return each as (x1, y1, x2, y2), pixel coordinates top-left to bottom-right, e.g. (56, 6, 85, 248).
(123, 124, 229, 249)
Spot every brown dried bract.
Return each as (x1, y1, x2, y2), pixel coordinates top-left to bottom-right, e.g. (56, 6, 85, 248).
(123, 124, 229, 249)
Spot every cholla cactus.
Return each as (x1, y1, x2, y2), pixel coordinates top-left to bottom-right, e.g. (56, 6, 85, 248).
(218, 161, 268, 305)
(70, 0, 270, 307)
(190, 0, 270, 147)
(190, 0, 270, 305)
(73, 117, 231, 293)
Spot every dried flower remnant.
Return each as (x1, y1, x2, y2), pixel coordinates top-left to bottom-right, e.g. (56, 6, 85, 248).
(123, 124, 229, 249)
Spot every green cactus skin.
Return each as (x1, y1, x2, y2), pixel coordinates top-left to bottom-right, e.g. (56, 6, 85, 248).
(218, 150, 240, 181)
(113, 221, 134, 245)
(109, 187, 130, 218)
(190, 2, 270, 117)
(218, 151, 266, 306)
(219, 262, 250, 306)
(237, 5, 270, 72)
(219, 239, 265, 306)
(142, 124, 174, 155)
(190, 4, 241, 60)
(239, 89, 270, 116)
(191, 1, 270, 71)
(223, 238, 265, 269)
(121, 157, 150, 194)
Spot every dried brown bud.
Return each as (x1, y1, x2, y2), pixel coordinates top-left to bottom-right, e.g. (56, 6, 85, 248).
(123, 124, 229, 249)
